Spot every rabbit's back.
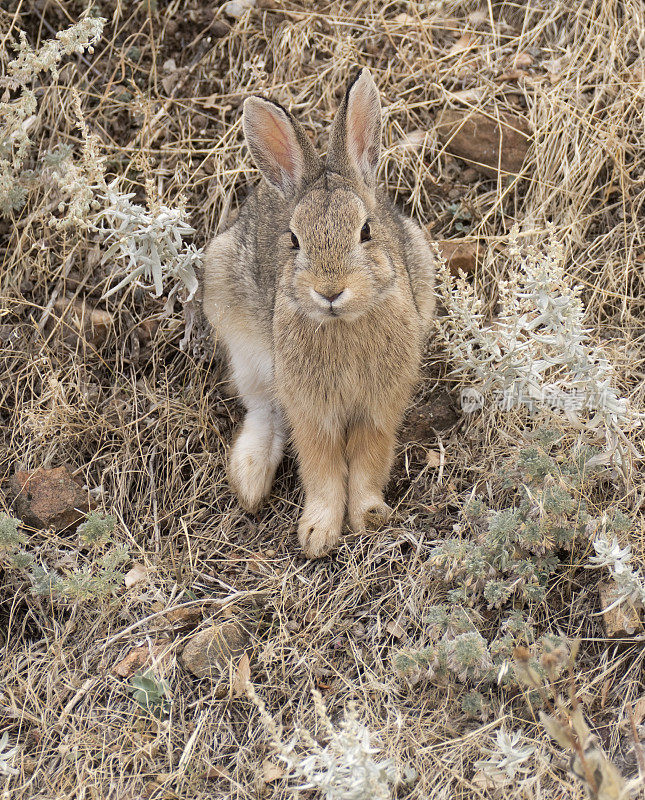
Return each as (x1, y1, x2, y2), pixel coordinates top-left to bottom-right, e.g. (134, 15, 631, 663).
(202, 183, 289, 346)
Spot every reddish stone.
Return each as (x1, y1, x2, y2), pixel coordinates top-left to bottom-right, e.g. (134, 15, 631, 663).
(435, 110, 531, 177)
(434, 239, 482, 275)
(9, 466, 92, 530)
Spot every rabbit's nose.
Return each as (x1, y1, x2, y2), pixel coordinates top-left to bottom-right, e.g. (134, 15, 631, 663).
(317, 290, 344, 304)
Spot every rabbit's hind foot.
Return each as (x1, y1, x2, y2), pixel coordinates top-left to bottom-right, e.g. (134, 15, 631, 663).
(228, 406, 284, 513)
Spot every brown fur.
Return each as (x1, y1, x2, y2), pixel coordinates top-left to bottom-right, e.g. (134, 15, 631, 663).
(202, 69, 435, 557)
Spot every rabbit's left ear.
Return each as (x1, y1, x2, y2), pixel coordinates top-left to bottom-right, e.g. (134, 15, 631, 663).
(243, 97, 320, 197)
(326, 68, 382, 189)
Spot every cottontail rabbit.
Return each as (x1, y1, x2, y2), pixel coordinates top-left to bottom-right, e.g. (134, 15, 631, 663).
(203, 68, 435, 558)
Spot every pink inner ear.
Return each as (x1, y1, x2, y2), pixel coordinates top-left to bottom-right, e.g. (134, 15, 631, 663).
(345, 80, 380, 178)
(259, 108, 298, 176)
(348, 97, 370, 157)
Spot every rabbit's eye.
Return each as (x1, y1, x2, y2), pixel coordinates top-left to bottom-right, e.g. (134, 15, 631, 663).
(360, 221, 371, 242)
(290, 232, 300, 249)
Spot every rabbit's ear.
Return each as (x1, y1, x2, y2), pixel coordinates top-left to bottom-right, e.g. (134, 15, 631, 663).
(326, 68, 382, 189)
(243, 97, 319, 197)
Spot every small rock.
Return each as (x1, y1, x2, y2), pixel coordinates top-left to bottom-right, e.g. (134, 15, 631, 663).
(52, 300, 113, 346)
(598, 582, 643, 637)
(435, 109, 531, 177)
(514, 51, 533, 68)
(223, 0, 256, 19)
(205, 765, 231, 780)
(434, 238, 482, 275)
(450, 87, 486, 104)
(448, 33, 472, 56)
(393, 12, 417, 25)
(211, 20, 230, 38)
(398, 129, 428, 150)
(124, 563, 148, 589)
(180, 621, 250, 679)
(9, 466, 93, 530)
(262, 759, 284, 783)
(386, 619, 406, 639)
(112, 640, 172, 678)
(165, 605, 203, 626)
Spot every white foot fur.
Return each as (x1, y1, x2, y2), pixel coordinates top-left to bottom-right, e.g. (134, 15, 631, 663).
(298, 501, 344, 558)
(348, 494, 392, 534)
(228, 409, 284, 513)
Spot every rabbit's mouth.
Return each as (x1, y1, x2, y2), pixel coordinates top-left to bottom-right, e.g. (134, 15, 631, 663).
(302, 286, 370, 323)
(308, 287, 351, 316)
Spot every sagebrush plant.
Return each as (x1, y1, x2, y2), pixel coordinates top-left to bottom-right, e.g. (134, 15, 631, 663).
(44, 544, 130, 602)
(436, 227, 640, 469)
(248, 685, 397, 799)
(0, 513, 26, 554)
(45, 88, 105, 230)
(76, 510, 116, 547)
(96, 179, 201, 303)
(588, 522, 645, 613)
(1, 511, 128, 602)
(428, 432, 603, 609)
(0, 11, 105, 215)
(0, 731, 19, 778)
(473, 728, 537, 787)
(393, 604, 563, 695)
(3, 12, 201, 310)
(393, 604, 497, 686)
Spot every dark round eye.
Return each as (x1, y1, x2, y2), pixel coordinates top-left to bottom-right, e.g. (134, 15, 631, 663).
(290, 231, 299, 249)
(360, 221, 371, 242)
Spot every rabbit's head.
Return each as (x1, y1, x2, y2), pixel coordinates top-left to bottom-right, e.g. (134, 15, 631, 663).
(243, 69, 396, 323)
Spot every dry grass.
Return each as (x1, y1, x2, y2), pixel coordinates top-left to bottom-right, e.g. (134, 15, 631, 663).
(1, 1, 645, 798)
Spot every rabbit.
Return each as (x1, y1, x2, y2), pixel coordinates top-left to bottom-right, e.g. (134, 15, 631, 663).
(202, 68, 435, 558)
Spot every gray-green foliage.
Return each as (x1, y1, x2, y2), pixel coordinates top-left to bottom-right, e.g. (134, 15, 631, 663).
(0, 513, 26, 553)
(589, 520, 645, 611)
(47, 545, 129, 602)
(0, 12, 104, 215)
(96, 181, 201, 301)
(77, 510, 116, 547)
(393, 605, 519, 686)
(474, 729, 537, 785)
(0, 731, 19, 778)
(1, 511, 128, 602)
(129, 671, 171, 719)
(429, 434, 603, 609)
(250, 686, 397, 800)
(2, 13, 201, 307)
(436, 228, 639, 468)
(394, 606, 568, 697)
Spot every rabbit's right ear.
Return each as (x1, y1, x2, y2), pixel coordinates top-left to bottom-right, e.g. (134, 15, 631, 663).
(243, 97, 319, 198)
(326, 68, 381, 189)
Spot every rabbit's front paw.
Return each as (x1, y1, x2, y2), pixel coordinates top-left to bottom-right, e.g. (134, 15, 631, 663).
(348, 494, 392, 534)
(298, 501, 344, 558)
